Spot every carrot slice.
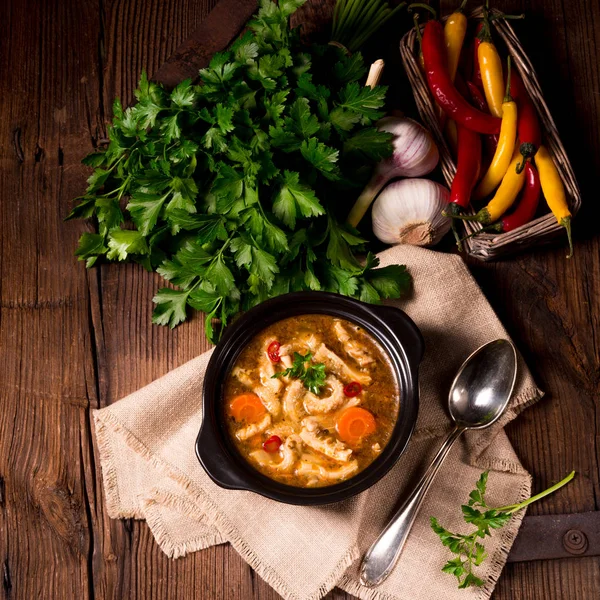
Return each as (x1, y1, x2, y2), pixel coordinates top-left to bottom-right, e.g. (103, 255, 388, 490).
(228, 393, 266, 423)
(336, 407, 376, 444)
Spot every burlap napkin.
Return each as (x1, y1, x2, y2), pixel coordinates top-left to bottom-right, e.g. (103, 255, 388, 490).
(93, 245, 542, 600)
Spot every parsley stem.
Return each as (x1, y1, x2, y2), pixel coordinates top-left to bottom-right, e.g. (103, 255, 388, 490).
(107, 152, 126, 172)
(496, 471, 575, 514)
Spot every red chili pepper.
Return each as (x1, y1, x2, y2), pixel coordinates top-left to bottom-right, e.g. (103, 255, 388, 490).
(343, 382, 362, 397)
(499, 162, 541, 231)
(449, 124, 482, 210)
(466, 80, 499, 155)
(267, 341, 280, 363)
(472, 22, 484, 89)
(444, 123, 482, 249)
(510, 71, 542, 173)
(422, 20, 501, 135)
(263, 435, 282, 453)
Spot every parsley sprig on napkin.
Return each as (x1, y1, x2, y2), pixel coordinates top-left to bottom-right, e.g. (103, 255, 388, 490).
(432, 470, 575, 589)
(68, 0, 411, 341)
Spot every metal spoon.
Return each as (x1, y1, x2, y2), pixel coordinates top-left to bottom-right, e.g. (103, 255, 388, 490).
(360, 338, 518, 587)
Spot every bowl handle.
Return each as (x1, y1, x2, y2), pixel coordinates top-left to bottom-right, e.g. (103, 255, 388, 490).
(196, 423, 250, 490)
(374, 305, 424, 368)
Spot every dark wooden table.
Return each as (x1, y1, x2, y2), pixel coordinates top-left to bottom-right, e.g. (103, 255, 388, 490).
(1, 0, 599, 598)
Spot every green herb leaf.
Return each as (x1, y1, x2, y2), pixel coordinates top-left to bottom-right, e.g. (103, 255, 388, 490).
(326, 219, 364, 271)
(152, 288, 189, 328)
(366, 263, 412, 299)
(343, 127, 394, 160)
(300, 138, 339, 175)
(127, 192, 167, 235)
(272, 351, 326, 394)
(432, 470, 575, 588)
(75, 232, 108, 268)
(66, 196, 97, 220)
(166, 209, 227, 241)
(272, 170, 324, 228)
(107, 229, 149, 261)
(287, 98, 320, 138)
(171, 79, 196, 108)
(335, 81, 387, 124)
(468, 471, 489, 507)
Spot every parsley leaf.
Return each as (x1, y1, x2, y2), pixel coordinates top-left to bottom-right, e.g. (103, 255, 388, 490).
(126, 192, 167, 235)
(75, 233, 107, 268)
(272, 351, 326, 394)
(272, 170, 324, 228)
(335, 81, 388, 124)
(432, 470, 575, 588)
(107, 229, 149, 261)
(152, 288, 189, 328)
(343, 127, 394, 161)
(166, 210, 227, 241)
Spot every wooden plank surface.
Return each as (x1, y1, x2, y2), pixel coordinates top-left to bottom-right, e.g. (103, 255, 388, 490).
(0, 0, 598, 599)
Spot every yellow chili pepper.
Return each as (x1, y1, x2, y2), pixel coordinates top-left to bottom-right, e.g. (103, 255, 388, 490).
(478, 42, 504, 117)
(477, 7, 504, 118)
(535, 145, 573, 258)
(475, 57, 517, 199)
(444, 0, 468, 82)
(478, 147, 525, 223)
(442, 1, 467, 155)
(452, 146, 525, 226)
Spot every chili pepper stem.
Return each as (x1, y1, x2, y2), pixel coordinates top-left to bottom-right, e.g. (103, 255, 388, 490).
(445, 207, 493, 226)
(451, 222, 463, 251)
(408, 2, 437, 18)
(478, 1, 493, 42)
(457, 0, 468, 12)
(412, 11, 423, 44)
(444, 203, 466, 250)
(516, 142, 536, 174)
(496, 471, 575, 514)
(562, 216, 574, 258)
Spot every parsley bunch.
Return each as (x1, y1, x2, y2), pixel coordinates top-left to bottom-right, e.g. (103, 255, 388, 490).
(431, 470, 575, 589)
(69, 0, 411, 342)
(272, 351, 326, 394)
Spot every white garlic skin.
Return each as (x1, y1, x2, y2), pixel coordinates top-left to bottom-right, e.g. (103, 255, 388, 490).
(372, 179, 451, 247)
(376, 117, 439, 178)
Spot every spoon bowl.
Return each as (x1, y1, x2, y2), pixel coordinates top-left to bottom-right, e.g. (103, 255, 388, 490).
(449, 339, 517, 429)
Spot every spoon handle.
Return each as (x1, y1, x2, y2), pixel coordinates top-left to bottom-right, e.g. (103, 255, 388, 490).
(360, 425, 465, 587)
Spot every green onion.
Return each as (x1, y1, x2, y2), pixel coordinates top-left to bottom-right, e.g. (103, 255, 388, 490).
(331, 0, 407, 52)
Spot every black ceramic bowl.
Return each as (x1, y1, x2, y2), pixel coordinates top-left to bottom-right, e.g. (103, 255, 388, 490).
(196, 292, 423, 505)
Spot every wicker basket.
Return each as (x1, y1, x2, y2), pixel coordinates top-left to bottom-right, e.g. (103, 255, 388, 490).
(399, 7, 582, 260)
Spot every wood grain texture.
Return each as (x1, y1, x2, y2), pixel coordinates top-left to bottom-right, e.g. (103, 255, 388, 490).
(0, 1, 598, 599)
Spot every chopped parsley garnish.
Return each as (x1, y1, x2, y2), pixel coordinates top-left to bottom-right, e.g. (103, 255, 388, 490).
(272, 351, 326, 395)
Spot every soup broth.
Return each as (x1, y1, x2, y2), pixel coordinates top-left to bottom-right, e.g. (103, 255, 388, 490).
(223, 314, 400, 487)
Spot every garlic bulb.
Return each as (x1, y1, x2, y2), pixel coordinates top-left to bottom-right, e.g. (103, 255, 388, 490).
(372, 179, 451, 247)
(347, 117, 439, 227)
(377, 116, 440, 177)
